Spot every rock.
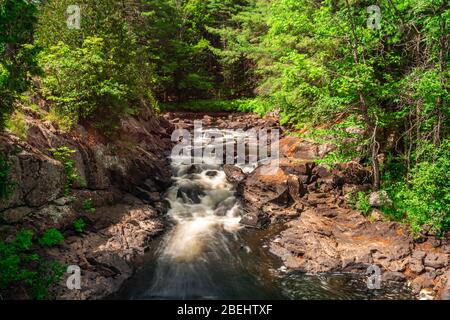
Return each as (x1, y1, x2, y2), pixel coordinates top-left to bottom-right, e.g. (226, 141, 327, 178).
(214, 197, 237, 217)
(441, 274, 450, 300)
(176, 185, 205, 204)
(53, 197, 75, 206)
(424, 252, 448, 269)
(307, 193, 328, 206)
(122, 193, 144, 205)
(1, 207, 33, 223)
(312, 165, 332, 178)
(287, 175, 305, 202)
(205, 170, 218, 177)
(240, 210, 270, 229)
(223, 165, 246, 185)
(382, 271, 406, 282)
(37, 204, 75, 226)
(412, 250, 427, 260)
(369, 191, 393, 208)
(409, 257, 425, 274)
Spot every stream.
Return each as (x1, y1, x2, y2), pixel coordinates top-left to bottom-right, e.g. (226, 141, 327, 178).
(113, 125, 413, 300)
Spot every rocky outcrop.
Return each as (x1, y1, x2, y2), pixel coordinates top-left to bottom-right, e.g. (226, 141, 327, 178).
(0, 107, 174, 299)
(50, 201, 165, 300)
(233, 158, 371, 228)
(230, 132, 449, 299)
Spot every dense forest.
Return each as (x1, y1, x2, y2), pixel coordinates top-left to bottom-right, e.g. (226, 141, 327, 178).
(0, 0, 449, 299)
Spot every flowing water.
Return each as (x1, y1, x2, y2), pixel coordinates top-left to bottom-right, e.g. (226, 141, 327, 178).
(114, 126, 413, 300)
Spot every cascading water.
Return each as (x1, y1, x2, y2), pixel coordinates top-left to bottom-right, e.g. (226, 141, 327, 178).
(114, 122, 414, 300)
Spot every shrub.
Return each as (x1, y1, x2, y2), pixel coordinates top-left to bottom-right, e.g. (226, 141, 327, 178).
(82, 199, 96, 214)
(389, 141, 450, 236)
(356, 192, 371, 216)
(38, 228, 64, 247)
(6, 110, 28, 139)
(49, 146, 80, 195)
(73, 218, 86, 234)
(0, 229, 65, 299)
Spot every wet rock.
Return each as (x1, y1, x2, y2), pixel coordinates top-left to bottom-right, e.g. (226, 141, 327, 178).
(214, 197, 237, 217)
(223, 165, 246, 185)
(382, 271, 406, 282)
(177, 185, 205, 204)
(205, 170, 218, 177)
(240, 209, 270, 229)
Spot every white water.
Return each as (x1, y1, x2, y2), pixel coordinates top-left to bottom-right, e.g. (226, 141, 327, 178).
(145, 129, 250, 298)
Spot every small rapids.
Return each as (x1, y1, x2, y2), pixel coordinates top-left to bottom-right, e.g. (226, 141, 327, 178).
(113, 125, 414, 300)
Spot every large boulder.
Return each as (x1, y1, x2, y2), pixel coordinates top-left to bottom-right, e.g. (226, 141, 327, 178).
(223, 165, 246, 185)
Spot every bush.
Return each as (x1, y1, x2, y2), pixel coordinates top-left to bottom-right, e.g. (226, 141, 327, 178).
(6, 110, 28, 139)
(384, 141, 450, 236)
(356, 192, 371, 216)
(39, 37, 133, 129)
(0, 229, 65, 299)
(82, 199, 96, 214)
(160, 99, 256, 113)
(38, 228, 64, 247)
(49, 146, 80, 195)
(73, 218, 86, 234)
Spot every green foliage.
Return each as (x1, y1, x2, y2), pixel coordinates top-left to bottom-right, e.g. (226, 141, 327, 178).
(0, 0, 40, 130)
(5, 110, 28, 139)
(73, 218, 86, 234)
(49, 146, 80, 195)
(0, 153, 15, 200)
(0, 229, 65, 299)
(39, 37, 134, 129)
(161, 99, 255, 112)
(384, 141, 450, 236)
(36, 0, 157, 130)
(356, 192, 371, 216)
(38, 228, 64, 247)
(82, 199, 96, 214)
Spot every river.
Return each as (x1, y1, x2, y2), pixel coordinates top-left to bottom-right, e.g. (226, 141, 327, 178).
(113, 125, 413, 300)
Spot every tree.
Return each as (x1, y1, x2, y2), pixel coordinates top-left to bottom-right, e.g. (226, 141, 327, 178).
(0, 0, 39, 129)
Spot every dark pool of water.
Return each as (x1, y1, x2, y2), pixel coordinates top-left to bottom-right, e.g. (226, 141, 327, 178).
(111, 226, 414, 300)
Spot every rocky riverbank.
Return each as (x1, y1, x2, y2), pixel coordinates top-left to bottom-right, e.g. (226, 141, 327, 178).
(2, 109, 449, 300)
(0, 107, 174, 299)
(164, 111, 450, 300)
(215, 116, 450, 300)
